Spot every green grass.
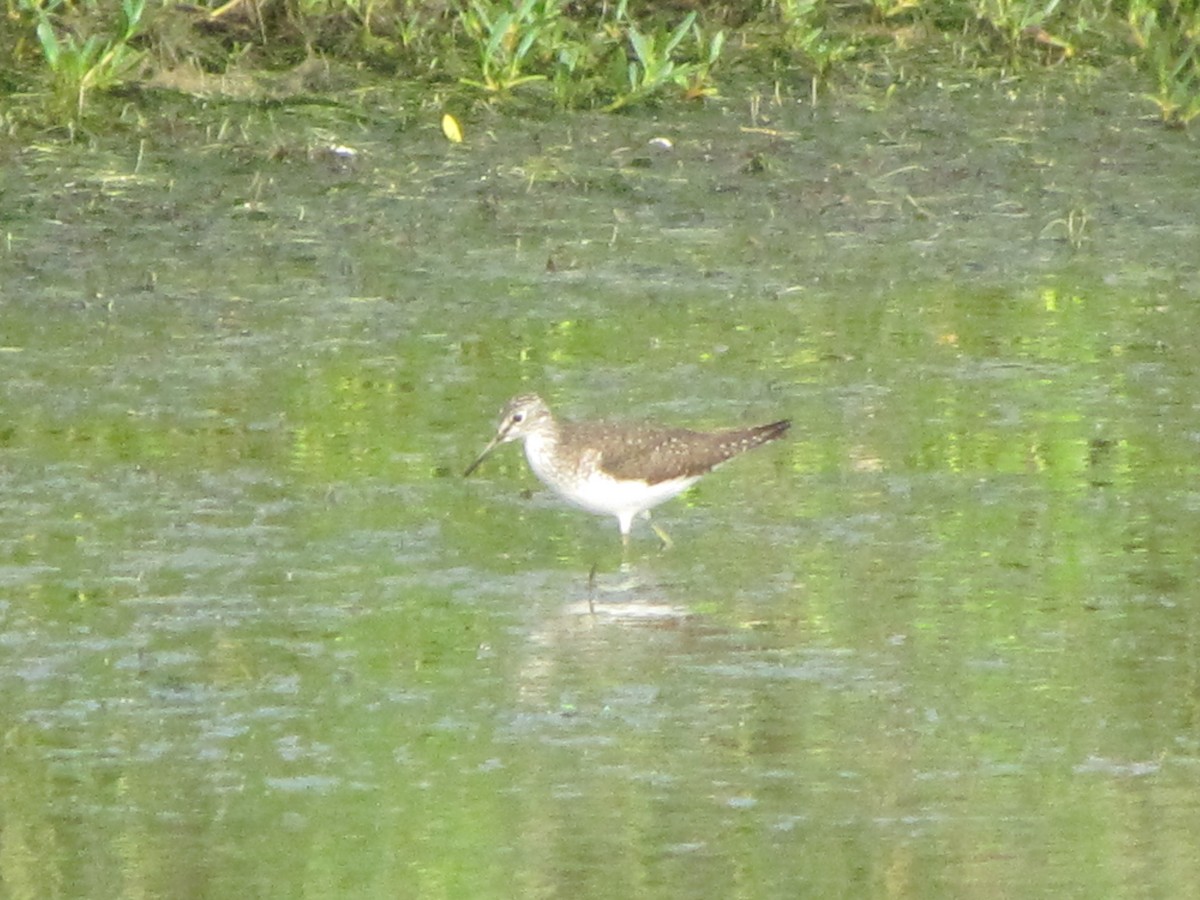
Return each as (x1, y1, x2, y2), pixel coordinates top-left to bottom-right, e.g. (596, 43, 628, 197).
(2, 0, 1198, 131)
(21, 0, 147, 126)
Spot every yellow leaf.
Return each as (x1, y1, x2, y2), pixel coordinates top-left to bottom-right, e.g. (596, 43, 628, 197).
(441, 114, 463, 144)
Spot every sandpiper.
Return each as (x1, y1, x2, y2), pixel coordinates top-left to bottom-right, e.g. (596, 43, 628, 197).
(464, 394, 790, 545)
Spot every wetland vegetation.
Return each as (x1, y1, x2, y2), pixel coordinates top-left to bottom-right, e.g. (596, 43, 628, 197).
(2, 0, 1199, 136)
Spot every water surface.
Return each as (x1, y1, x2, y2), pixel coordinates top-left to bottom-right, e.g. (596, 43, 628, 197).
(2, 69, 1199, 897)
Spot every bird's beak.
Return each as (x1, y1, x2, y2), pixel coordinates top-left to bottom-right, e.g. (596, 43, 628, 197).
(463, 432, 504, 477)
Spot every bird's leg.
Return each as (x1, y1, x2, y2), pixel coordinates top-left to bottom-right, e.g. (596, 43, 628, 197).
(646, 512, 673, 550)
(587, 563, 598, 614)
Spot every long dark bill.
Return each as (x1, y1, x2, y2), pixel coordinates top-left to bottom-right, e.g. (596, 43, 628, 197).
(463, 435, 503, 477)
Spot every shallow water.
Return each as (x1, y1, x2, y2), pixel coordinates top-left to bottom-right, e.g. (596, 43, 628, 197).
(2, 68, 1199, 897)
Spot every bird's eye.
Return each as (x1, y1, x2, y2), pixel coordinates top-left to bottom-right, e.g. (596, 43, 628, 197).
(512, 413, 524, 423)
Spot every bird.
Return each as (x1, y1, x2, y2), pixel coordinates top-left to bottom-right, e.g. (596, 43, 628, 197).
(463, 393, 790, 546)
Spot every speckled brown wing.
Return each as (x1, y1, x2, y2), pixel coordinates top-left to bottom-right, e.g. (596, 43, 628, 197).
(562, 420, 791, 485)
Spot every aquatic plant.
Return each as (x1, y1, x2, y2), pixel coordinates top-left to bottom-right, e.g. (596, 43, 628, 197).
(22, 0, 147, 123)
(773, 0, 854, 100)
(458, 0, 562, 94)
(868, 0, 922, 20)
(1128, 0, 1200, 128)
(604, 4, 725, 112)
(972, 0, 1070, 57)
(5, 0, 1200, 131)
(1041, 208, 1089, 250)
(453, 0, 726, 111)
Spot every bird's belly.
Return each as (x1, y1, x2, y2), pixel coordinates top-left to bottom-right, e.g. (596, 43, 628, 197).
(542, 468, 699, 518)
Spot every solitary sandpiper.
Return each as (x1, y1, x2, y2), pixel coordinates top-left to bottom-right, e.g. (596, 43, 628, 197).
(464, 394, 790, 545)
